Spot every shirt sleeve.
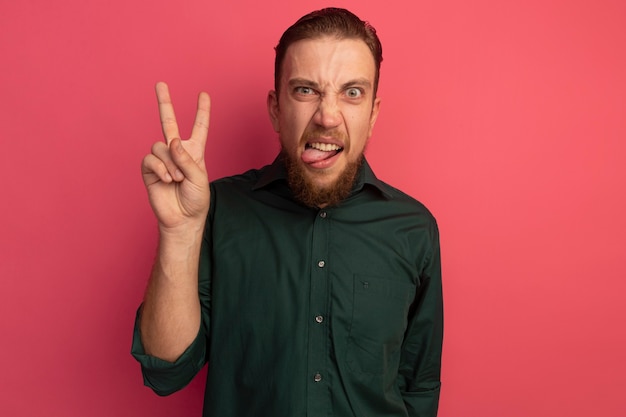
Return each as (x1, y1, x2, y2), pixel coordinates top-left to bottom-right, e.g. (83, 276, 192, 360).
(130, 306, 208, 396)
(397, 220, 444, 416)
(130, 215, 214, 397)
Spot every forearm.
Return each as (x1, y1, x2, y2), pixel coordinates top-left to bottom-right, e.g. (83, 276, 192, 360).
(139, 225, 204, 362)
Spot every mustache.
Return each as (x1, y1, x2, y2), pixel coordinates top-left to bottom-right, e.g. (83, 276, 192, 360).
(301, 127, 348, 143)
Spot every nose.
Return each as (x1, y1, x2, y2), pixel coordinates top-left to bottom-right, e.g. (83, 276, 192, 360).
(313, 95, 342, 129)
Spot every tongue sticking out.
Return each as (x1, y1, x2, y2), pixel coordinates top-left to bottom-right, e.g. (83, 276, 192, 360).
(302, 146, 340, 164)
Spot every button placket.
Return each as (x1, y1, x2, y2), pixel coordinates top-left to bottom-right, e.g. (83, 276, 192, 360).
(306, 207, 331, 413)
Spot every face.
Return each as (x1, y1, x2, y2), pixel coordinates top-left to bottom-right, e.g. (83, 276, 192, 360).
(268, 36, 381, 207)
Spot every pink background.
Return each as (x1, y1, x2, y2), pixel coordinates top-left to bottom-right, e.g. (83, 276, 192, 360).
(1, 0, 625, 416)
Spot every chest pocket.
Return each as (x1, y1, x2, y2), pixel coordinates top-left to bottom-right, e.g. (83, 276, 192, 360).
(346, 274, 417, 376)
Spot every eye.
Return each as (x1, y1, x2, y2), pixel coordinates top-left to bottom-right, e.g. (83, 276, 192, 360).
(294, 86, 315, 95)
(345, 87, 363, 98)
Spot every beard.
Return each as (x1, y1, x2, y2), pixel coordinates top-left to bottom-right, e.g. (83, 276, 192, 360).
(282, 147, 363, 208)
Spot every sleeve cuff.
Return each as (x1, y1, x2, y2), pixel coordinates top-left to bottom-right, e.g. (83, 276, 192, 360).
(130, 306, 207, 396)
(402, 383, 441, 417)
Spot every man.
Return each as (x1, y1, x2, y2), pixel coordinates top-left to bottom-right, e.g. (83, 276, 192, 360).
(132, 7, 443, 417)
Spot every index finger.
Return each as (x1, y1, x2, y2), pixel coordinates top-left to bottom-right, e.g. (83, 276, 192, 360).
(155, 82, 180, 144)
(189, 91, 211, 148)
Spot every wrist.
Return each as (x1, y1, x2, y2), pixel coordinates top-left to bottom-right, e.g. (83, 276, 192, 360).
(157, 222, 205, 264)
(158, 217, 206, 240)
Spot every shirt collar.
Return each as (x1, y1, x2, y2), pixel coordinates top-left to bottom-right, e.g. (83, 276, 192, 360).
(252, 154, 393, 199)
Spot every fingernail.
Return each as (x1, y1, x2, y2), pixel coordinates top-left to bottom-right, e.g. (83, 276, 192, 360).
(175, 169, 184, 181)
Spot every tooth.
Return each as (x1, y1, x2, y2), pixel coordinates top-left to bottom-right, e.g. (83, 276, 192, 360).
(310, 142, 340, 151)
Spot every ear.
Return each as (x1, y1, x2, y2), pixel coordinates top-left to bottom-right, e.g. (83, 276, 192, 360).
(367, 97, 381, 137)
(267, 90, 280, 133)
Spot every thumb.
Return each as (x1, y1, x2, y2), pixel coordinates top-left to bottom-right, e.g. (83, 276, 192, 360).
(169, 138, 206, 183)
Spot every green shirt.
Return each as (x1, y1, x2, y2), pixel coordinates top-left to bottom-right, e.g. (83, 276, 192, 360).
(132, 156, 443, 417)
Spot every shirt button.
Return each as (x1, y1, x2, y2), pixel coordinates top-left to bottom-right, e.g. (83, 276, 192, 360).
(318, 260, 325, 268)
(319, 211, 327, 218)
(313, 373, 322, 382)
(315, 315, 324, 323)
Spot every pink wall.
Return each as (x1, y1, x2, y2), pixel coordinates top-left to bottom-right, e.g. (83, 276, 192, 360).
(1, 0, 625, 415)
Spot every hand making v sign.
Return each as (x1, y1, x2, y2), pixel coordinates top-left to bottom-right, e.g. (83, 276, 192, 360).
(141, 82, 211, 232)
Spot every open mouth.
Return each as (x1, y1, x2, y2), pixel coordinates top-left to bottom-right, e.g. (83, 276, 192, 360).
(302, 142, 344, 164)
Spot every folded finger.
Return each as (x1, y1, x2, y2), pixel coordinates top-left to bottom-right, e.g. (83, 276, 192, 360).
(141, 153, 173, 185)
(150, 142, 184, 182)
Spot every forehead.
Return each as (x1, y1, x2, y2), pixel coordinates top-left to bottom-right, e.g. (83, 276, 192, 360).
(280, 37, 376, 86)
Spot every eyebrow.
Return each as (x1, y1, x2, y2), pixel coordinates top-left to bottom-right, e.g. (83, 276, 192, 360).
(288, 78, 372, 91)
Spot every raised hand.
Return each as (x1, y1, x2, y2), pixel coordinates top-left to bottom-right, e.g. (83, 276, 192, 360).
(141, 82, 211, 231)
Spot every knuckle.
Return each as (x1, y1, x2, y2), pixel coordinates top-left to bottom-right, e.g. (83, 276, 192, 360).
(141, 154, 158, 173)
(194, 120, 209, 130)
(151, 141, 165, 154)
